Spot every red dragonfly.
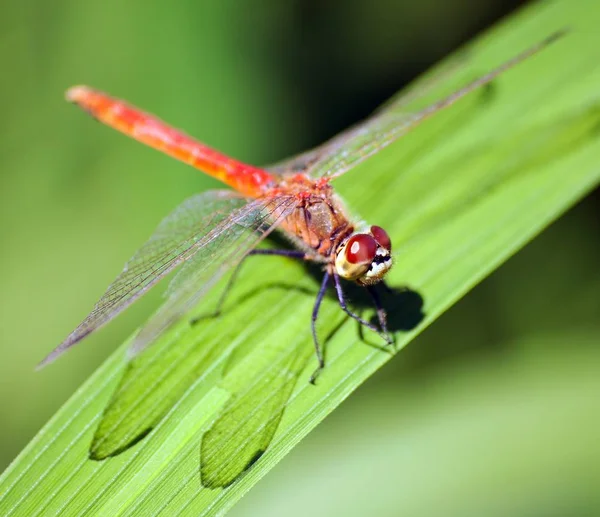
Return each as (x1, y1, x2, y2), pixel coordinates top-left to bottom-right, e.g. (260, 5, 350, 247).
(39, 33, 563, 378)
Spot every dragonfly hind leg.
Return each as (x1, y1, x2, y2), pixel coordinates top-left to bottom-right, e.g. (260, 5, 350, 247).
(190, 248, 308, 325)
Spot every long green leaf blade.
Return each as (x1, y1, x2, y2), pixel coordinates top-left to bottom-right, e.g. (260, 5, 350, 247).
(2, 1, 600, 515)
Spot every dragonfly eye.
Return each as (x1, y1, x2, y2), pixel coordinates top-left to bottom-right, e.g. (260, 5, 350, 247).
(345, 234, 377, 264)
(371, 225, 391, 251)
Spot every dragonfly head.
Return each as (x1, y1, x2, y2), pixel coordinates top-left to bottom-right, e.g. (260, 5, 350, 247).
(334, 226, 392, 285)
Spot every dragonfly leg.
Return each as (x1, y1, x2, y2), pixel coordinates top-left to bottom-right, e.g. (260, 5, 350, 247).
(309, 271, 330, 384)
(366, 285, 394, 345)
(248, 249, 307, 259)
(380, 280, 394, 295)
(333, 272, 393, 344)
(202, 249, 307, 320)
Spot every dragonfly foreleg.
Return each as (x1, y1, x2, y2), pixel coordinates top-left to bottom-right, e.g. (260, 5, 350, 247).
(366, 285, 394, 345)
(333, 272, 393, 345)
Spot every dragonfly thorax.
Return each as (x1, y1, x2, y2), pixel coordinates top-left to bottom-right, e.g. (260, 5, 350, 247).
(334, 225, 392, 285)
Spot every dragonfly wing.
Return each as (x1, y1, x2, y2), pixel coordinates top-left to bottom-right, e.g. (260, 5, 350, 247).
(38, 190, 290, 368)
(128, 194, 297, 356)
(268, 32, 564, 180)
(264, 56, 471, 178)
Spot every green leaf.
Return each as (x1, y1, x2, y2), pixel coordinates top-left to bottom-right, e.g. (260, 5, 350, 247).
(231, 330, 600, 517)
(2, 1, 600, 515)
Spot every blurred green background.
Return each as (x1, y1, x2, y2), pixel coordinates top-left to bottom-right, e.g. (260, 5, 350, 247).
(1, 0, 598, 515)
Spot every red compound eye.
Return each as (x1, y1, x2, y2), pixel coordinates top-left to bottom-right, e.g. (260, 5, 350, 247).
(371, 225, 391, 251)
(346, 234, 377, 264)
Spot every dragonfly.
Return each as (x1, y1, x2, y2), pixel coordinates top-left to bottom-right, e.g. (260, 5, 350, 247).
(39, 32, 564, 380)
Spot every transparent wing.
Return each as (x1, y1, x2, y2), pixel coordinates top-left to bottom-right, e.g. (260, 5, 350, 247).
(127, 194, 296, 356)
(267, 32, 564, 180)
(38, 190, 295, 367)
